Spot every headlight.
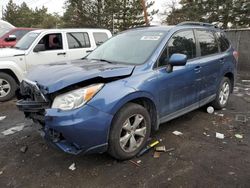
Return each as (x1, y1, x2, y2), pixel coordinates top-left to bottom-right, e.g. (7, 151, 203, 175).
(52, 83, 104, 111)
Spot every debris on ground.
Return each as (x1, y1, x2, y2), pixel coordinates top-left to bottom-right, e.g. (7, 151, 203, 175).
(129, 160, 141, 167)
(203, 132, 210, 137)
(155, 146, 166, 152)
(1, 124, 25, 136)
(242, 80, 250, 83)
(216, 132, 225, 139)
(68, 163, 76, 171)
(228, 171, 236, 175)
(0, 171, 3, 175)
(235, 134, 243, 139)
(207, 106, 214, 114)
(153, 151, 161, 158)
(166, 148, 175, 152)
(136, 160, 142, 164)
(136, 140, 159, 157)
(172, 131, 183, 136)
(235, 114, 247, 123)
(0, 116, 6, 121)
(20, 146, 28, 153)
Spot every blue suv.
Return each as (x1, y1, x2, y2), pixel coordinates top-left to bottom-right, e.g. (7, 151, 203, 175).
(17, 22, 237, 160)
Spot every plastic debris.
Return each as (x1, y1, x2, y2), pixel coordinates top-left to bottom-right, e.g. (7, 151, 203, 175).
(153, 151, 161, 158)
(20, 146, 28, 153)
(235, 134, 243, 139)
(166, 148, 175, 152)
(172, 131, 183, 136)
(216, 132, 225, 139)
(155, 146, 166, 152)
(68, 163, 76, 171)
(1, 124, 25, 136)
(235, 115, 247, 123)
(136, 160, 142, 164)
(129, 160, 141, 167)
(203, 132, 210, 137)
(0, 171, 3, 175)
(207, 106, 214, 114)
(0, 116, 6, 121)
(228, 171, 235, 175)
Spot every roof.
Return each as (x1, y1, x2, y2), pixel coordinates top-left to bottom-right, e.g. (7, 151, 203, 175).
(31, 28, 111, 34)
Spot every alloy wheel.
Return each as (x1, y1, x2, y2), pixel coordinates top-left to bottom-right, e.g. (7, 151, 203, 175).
(219, 82, 230, 105)
(119, 114, 147, 153)
(0, 78, 11, 98)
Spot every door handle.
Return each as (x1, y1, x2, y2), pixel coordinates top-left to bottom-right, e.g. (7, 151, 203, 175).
(194, 66, 201, 71)
(86, 50, 93, 53)
(57, 52, 66, 56)
(219, 58, 225, 64)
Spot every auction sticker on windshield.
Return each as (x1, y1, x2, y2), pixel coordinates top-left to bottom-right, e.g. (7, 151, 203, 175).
(140, 36, 161, 40)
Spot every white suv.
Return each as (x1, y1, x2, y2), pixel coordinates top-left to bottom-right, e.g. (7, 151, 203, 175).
(0, 28, 112, 101)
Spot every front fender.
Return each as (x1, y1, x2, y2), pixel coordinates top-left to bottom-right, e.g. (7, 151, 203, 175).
(0, 61, 25, 82)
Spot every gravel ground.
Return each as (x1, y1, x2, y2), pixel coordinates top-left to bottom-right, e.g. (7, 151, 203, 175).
(0, 72, 250, 188)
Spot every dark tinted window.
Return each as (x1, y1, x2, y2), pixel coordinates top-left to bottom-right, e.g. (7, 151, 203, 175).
(93, 32, 108, 46)
(196, 30, 219, 56)
(67, 32, 90, 49)
(159, 30, 196, 66)
(12, 30, 31, 40)
(216, 32, 230, 52)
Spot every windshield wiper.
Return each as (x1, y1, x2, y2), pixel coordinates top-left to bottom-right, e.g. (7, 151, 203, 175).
(91, 58, 114, 64)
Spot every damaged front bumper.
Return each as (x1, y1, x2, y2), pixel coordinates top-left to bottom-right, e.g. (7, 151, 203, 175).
(16, 80, 113, 155)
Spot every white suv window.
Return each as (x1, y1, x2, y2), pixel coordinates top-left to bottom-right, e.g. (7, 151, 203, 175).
(67, 32, 91, 49)
(93, 32, 108, 46)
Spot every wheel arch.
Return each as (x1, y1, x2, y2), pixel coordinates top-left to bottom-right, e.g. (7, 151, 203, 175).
(224, 72, 234, 93)
(110, 91, 160, 131)
(0, 69, 20, 85)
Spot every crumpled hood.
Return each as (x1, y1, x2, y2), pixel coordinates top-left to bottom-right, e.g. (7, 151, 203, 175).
(27, 59, 135, 94)
(0, 48, 25, 58)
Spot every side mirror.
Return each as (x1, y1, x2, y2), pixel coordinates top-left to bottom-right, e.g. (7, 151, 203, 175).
(166, 53, 187, 73)
(169, 53, 187, 66)
(5, 35, 16, 42)
(33, 44, 45, 52)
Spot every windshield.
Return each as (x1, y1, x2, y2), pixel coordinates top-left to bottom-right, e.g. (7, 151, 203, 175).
(15, 32, 40, 50)
(87, 30, 166, 65)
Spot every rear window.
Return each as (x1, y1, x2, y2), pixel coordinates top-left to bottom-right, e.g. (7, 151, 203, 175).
(93, 32, 109, 46)
(67, 32, 91, 49)
(216, 32, 230, 52)
(196, 30, 219, 56)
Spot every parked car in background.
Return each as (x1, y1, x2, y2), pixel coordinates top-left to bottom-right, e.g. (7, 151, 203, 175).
(0, 28, 36, 48)
(16, 22, 237, 160)
(0, 28, 112, 101)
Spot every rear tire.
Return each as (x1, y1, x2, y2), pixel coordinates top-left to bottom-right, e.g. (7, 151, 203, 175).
(211, 77, 231, 110)
(108, 103, 151, 160)
(0, 72, 17, 102)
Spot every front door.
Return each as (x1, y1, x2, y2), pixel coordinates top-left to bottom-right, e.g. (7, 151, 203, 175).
(157, 29, 201, 121)
(26, 33, 68, 71)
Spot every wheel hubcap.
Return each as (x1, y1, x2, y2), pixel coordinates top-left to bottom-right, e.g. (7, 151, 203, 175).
(0, 79, 11, 98)
(219, 82, 230, 105)
(119, 114, 146, 153)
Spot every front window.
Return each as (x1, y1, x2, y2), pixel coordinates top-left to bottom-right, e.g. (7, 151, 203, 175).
(15, 32, 40, 50)
(87, 30, 167, 65)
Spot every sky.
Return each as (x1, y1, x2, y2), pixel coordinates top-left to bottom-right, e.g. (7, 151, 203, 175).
(1, 0, 167, 24)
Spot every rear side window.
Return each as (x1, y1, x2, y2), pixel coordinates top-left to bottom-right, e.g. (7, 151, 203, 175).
(196, 30, 219, 56)
(159, 30, 196, 67)
(93, 32, 109, 46)
(216, 32, 230, 52)
(67, 32, 91, 49)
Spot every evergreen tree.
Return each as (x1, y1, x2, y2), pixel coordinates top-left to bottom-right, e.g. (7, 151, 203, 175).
(163, 0, 250, 28)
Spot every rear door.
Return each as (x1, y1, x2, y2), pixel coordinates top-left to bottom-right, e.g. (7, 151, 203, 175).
(66, 32, 95, 60)
(195, 29, 222, 103)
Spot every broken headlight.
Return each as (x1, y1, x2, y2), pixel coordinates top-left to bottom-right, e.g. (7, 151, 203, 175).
(52, 84, 104, 111)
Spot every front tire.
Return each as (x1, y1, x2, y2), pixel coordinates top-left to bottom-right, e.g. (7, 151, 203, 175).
(0, 72, 17, 102)
(211, 77, 231, 110)
(108, 103, 151, 160)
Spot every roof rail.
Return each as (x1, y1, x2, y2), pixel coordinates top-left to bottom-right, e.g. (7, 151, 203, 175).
(177, 21, 217, 28)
